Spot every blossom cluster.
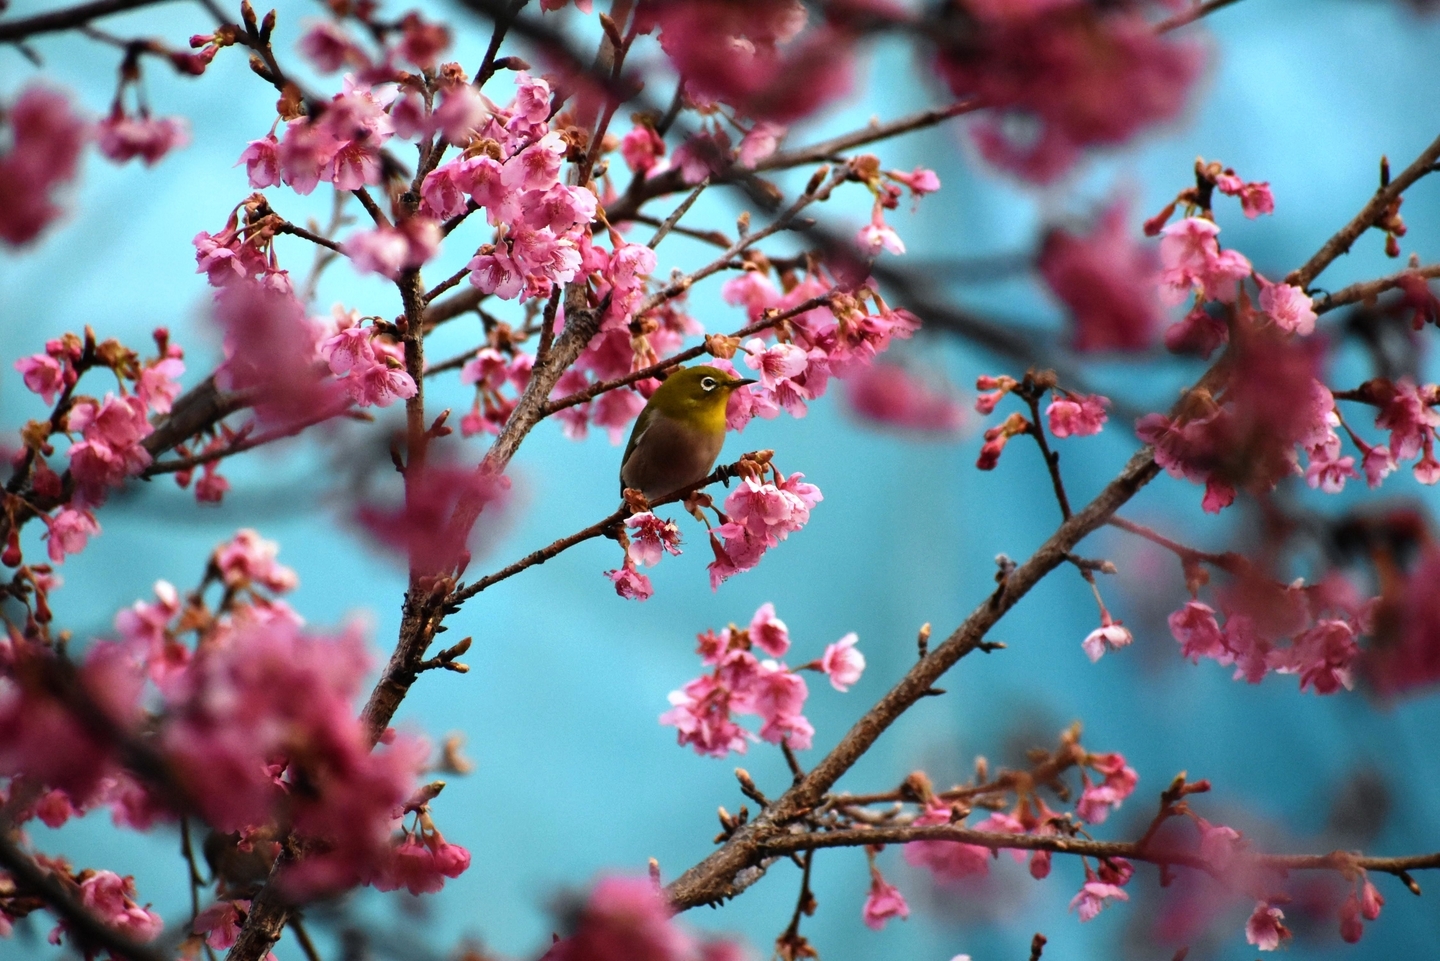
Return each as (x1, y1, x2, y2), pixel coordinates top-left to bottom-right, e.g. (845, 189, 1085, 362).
(935, 0, 1204, 182)
(1166, 572, 1373, 695)
(9, 328, 186, 566)
(660, 603, 863, 757)
(0, 529, 470, 947)
(1, 82, 189, 248)
(543, 875, 748, 961)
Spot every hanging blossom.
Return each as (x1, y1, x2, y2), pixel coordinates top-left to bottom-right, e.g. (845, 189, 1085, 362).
(1165, 572, 1372, 695)
(660, 603, 861, 758)
(1136, 324, 1348, 513)
(707, 469, 823, 588)
(319, 310, 418, 408)
(0, 84, 88, 247)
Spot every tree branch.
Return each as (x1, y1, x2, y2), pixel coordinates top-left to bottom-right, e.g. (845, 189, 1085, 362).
(0, 832, 170, 961)
(1288, 132, 1440, 290)
(0, 0, 181, 41)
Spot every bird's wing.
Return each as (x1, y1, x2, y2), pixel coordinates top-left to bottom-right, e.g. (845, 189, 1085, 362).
(620, 403, 658, 492)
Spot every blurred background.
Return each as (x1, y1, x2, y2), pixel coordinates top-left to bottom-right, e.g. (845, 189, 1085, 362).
(5, 0, 1440, 957)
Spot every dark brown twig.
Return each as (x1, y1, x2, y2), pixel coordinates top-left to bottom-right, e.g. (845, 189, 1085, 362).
(0, 0, 179, 41)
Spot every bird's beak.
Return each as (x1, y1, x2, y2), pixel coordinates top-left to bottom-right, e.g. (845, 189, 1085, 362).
(731, 377, 758, 388)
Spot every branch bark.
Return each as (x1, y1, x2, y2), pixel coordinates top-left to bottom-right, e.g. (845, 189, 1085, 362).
(0, 0, 181, 41)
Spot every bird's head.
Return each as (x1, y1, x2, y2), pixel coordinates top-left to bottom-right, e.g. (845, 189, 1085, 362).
(648, 365, 757, 432)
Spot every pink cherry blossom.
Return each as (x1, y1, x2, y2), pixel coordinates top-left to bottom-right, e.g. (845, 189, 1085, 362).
(194, 900, 249, 951)
(95, 111, 189, 166)
(592, 388, 647, 445)
(1047, 394, 1108, 438)
(747, 602, 790, 657)
(1339, 892, 1364, 943)
(238, 133, 281, 188)
(621, 124, 666, 174)
(1168, 600, 1229, 664)
(819, 633, 864, 691)
(749, 661, 812, 748)
(1069, 880, 1128, 922)
(298, 21, 365, 72)
(1258, 279, 1317, 335)
(1039, 202, 1163, 352)
(1245, 901, 1289, 951)
(433, 84, 489, 144)
(857, 210, 906, 256)
(741, 338, 808, 390)
(543, 876, 699, 961)
(15, 353, 65, 404)
(1216, 173, 1275, 218)
(356, 465, 508, 576)
(1197, 819, 1242, 869)
(1164, 305, 1229, 358)
(214, 529, 298, 593)
(43, 508, 100, 563)
(76, 871, 163, 942)
(625, 512, 683, 567)
(606, 557, 655, 601)
(660, 673, 752, 757)
(889, 166, 941, 197)
(862, 872, 909, 930)
(372, 832, 472, 896)
(1081, 616, 1132, 662)
(345, 218, 441, 279)
(523, 182, 598, 233)
(136, 356, 185, 414)
(1361, 878, 1384, 921)
(708, 473, 822, 587)
(721, 271, 782, 321)
(0, 85, 88, 247)
(843, 363, 963, 435)
(66, 394, 154, 506)
(1158, 217, 1252, 305)
(737, 121, 785, 167)
(1375, 377, 1440, 461)
(938, 5, 1202, 182)
(903, 802, 991, 881)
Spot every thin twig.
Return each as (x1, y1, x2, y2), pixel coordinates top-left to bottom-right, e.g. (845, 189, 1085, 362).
(0, 0, 179, 41)
(647, 178, 709, 249)
(1289, 133, 1440, 289)
(423, 264, 474, 304)
(447, 456, 751, 606)
(276, 220, 345, 254)
(542, 292, 835, 415)
(289, 917, 324, 961)
(1155, 0, 1247, 34)
(1312, 262, 1440, 315)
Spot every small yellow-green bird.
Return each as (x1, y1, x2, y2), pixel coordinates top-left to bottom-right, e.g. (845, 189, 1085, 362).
(620, 365, 757, 501)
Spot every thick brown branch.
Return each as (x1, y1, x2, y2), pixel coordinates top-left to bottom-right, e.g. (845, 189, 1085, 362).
(664, 444, 1164, 909)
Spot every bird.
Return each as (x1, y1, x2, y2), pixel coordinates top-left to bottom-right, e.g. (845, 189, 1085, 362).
(620, 365, 757, 502)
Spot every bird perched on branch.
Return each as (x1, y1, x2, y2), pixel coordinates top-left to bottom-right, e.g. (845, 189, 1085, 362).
(620, 365, 756, 501)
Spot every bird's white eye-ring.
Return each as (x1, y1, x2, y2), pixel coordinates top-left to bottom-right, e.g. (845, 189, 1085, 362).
(701, 376, 718, 392)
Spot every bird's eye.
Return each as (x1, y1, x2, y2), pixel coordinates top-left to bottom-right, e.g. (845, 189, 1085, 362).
(701, 376, 718, 392)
